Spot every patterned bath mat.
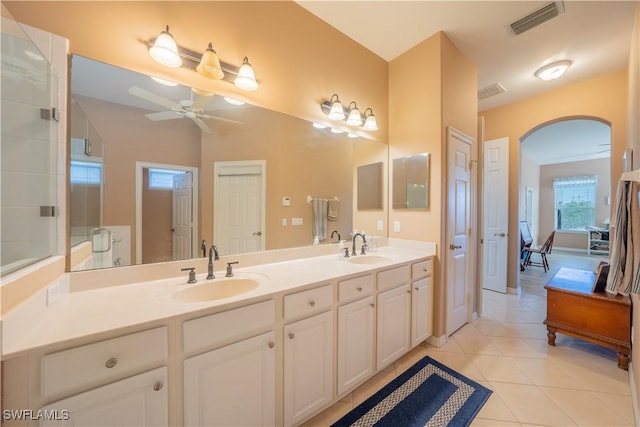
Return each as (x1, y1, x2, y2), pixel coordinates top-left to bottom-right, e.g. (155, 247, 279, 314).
(332, 355, 492, 427)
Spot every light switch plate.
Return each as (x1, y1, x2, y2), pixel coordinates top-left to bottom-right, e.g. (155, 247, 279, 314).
(282, 196, 291, 207)
(282, 218, 287, 226)
(393, 221, 401, 233)
(377, 220, 384, 231)
(292, 217, 303, 226)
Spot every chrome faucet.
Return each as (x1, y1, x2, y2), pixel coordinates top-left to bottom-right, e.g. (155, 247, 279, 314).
(201, 239, 207, 257)
(351, 233, 368, 256)
(330, 230, 341, 242)
(207, 246, 217, 280)
(212, 245, 220, 260)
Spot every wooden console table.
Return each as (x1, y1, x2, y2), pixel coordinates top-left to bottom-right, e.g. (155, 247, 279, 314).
(544, 267, 631, 370)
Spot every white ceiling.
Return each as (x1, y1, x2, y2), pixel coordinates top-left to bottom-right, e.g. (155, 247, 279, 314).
(296, 0, 636, 164)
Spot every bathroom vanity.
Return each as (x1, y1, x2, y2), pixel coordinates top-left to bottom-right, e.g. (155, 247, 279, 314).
(2, 242, 435, 426)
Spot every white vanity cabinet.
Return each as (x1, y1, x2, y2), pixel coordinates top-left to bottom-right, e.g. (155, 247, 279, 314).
(336, 275, 375, 396)
(182, 300, 275, 427)
(376, 265, 412, 370)
(283, 285, 334, 426)
(411, 258, 434, 347)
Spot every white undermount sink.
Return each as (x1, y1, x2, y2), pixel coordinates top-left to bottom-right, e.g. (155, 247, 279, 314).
(173, 278, 260, 303)
(347, 255, 391, 265)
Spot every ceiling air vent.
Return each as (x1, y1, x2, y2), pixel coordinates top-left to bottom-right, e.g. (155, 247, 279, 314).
(510, 1, 565, 35)
(478, 83, 506, 100)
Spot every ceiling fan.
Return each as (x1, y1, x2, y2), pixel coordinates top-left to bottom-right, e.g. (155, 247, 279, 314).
(128, 86, 242, 133)
(596, 142, 611, 154)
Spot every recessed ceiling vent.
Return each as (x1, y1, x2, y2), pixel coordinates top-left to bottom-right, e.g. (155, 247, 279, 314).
(478, 83, 506, 100)
(510, 1, 565, 35)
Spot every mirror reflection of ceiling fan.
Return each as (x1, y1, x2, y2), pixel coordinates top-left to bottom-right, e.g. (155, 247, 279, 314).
(128, 86, 242, 133)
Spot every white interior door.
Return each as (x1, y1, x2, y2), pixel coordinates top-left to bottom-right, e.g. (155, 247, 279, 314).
(214, 161, 265, 256)
(446, 128, 472, 336)
(172, 172, 193, 261)
(482, 137, 509, 293)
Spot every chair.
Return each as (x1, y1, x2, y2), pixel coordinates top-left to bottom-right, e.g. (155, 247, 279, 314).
(519, 221, 533, 271)
(524, 231, 556, 272)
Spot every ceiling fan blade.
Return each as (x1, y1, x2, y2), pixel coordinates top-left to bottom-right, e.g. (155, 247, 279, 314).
(145, 111, 182, 121)
(199, 114, 243, 125)
(193, 117, 211, 133)
(128, 86, 181, 110)
(191, 95, 213, 111)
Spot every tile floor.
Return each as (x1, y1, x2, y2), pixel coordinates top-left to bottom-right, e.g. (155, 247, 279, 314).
(303, 289, 635, 426)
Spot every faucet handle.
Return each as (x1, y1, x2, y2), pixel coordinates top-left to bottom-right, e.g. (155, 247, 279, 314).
(181, 267, 197, 284)
(226, 261, 239, 277)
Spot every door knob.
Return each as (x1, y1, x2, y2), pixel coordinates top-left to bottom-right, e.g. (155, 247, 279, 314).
(252, 231, 262, 236)
(494, 232, 506, 237)
(449, 244, 462, 250)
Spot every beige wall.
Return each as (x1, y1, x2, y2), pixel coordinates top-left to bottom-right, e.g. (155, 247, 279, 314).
(520, 153, 540, 245)
(481, 70, 628, 290)
(629, 5, 640, 169)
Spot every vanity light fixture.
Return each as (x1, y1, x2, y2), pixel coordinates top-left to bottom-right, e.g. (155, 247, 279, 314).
(346, 101, 363, 126)
(234, 57, 259, 91)
(534, 60, 572, 81)
(362, 108, 378, 131)
(149, 26, 182, 68)
(330, 128, 344, 134)
(196, 42, 224, 80)
(327, 94, 346, 120)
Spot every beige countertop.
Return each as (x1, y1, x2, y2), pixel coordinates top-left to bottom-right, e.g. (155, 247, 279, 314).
(2, 243, 435, 358)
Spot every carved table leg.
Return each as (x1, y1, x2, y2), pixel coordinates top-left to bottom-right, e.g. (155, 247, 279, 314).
(547, 327, 557, 346)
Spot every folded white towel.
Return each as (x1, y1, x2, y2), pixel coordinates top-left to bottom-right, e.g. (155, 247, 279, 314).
(327, 199, 339, 221)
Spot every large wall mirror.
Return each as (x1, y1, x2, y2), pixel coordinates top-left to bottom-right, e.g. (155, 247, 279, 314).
(69, 55, 388, 271)
(392, 153, 430, 209)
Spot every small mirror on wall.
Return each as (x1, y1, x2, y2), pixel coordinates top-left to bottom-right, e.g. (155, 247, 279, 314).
(357, 162, 383, 210)
(393, 153, 429, 209)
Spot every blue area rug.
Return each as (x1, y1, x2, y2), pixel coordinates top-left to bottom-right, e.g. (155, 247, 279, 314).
(332, 355, 492, 427)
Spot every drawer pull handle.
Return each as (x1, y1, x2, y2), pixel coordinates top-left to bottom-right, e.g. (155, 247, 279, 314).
(153, 381, 163, 391)
(105, 357, 118, 369)
(268, 342, 275, 349)
(309, 301, 316, 307)
(288, 332, 295, 339)
(357, 286, 363, 292)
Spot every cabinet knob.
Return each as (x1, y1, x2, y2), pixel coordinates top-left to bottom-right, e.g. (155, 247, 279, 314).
(422, 268, 428, 272)
(309, 301, 316, 307)
(357, 286, 363, 292)
(407, 290, 411, 294)
(370, 303, 375, 308)
(288, 332, 295, 339)
(415, 287, 420, 291)
(153, 381, 163, 391)
(105, 357, 118, 369)
(268, 342, 275, 349)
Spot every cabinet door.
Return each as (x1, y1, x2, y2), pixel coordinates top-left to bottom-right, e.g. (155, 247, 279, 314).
(411, 277, 434, 347)
(40, 367, 167, 427)
(284, 311, 334, 426)
(377, 284, 411, 370)
(337, 296, 375, 396)
(183, 331, 275, 427)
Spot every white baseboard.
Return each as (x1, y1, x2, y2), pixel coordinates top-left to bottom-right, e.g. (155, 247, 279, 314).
(630, 361, 640, 426)
(427, 334, 448, 347)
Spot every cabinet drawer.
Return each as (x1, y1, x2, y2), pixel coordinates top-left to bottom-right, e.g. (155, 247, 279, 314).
(41, 327, 167, 400)
(338, 275, 374, 303)
(284, 285, 333, 321)
(412, 258, 434, 279)
(184, 300, 275, 354)
(377, 265, 410, 291)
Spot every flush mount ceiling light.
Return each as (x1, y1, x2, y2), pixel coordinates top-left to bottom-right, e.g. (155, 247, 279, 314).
(234, 57, 258, 91)
(327, 94, 345, 120)
(149, 26, 182, 68)
(363, 108, 378, 131)
(534, 60, 572, 81)
(196, 42, 224, 80)
(346, 101, 363, 126)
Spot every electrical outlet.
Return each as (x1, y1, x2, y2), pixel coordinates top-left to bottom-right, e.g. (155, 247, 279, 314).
(393, 221, 401, 233)
(377, 220, 384, 231)
(282, 218, 287, 226)
(47, 282, 61, 306)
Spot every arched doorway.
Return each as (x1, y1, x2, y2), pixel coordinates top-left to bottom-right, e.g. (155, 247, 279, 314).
(518, 117, 612, 294)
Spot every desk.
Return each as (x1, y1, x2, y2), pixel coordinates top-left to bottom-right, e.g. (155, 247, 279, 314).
(544, 267, 631, 370)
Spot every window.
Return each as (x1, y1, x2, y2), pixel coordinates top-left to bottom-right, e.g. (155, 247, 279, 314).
(553, 175, 597, 231)
(148, 168, 186, 190)
(70, 160, 102, 185)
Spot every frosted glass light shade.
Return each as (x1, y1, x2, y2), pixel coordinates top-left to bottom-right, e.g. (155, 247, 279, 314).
(346, 106, 363, 126)
(149, 26, 182, 68)
(234, 57, 258, 91)
(363, 112, 378, 131)
(535, 60, 572, 81)
(328, 101, 345, 120)
(196, 43, 224, 80)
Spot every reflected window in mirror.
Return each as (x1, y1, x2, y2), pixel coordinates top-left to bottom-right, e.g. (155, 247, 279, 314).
(393, 154, 430, 209)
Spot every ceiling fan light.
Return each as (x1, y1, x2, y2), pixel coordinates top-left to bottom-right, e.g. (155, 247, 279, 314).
(535, 60, 572, 81)
(234, 57, 258, 91)
(149, 26, 182, 68)
(363, 108, 378, 131)
(346, 102, 363, 126)
(196, 42, 224, 80)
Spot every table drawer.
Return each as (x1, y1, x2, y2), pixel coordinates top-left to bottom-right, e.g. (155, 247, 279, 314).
(338, 274, 374, 303)
(377, 265, 410, 291)
(41, 327, 167, 399)
(183, 300, 275, 354)
(284, 284, 332, 321)
(412, 258, 434, 279)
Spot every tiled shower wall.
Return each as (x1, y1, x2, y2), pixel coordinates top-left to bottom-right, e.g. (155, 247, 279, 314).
(1, 20, 68, 275)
